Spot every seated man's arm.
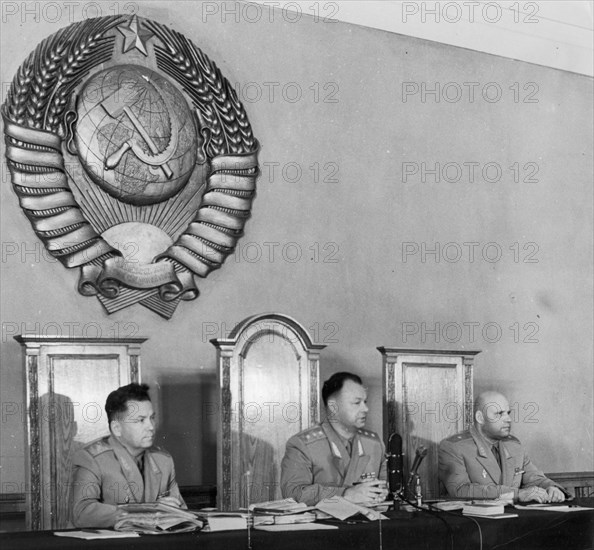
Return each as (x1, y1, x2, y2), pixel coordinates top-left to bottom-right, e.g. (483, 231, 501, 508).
(280, 437, 347, 506)
(438, 439, 517, 500)
(160, 461, 187, 509)
(71, 451, 121, 528)
(520, 453, 566, 502)
(377, 439, 387, 483)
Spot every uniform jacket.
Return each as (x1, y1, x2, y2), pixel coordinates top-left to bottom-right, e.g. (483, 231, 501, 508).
(280, 420, 386, 505)
(438, 425, 559, 500)
(71, 435, 186, 527)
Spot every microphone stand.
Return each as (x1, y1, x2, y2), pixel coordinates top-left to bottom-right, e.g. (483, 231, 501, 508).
(386, 442, 427, 511)
(244, 471, 252, 550)
(385, 434, 404, 511)
(413, 473, 423, 507)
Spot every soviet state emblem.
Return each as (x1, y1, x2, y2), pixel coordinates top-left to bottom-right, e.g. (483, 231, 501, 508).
(3, 16, 259, 318)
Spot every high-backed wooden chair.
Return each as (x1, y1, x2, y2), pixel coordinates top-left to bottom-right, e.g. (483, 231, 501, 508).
(211, 314, 325, 510)
(378, 347, 481, 500)
(15, 336, 146, 530)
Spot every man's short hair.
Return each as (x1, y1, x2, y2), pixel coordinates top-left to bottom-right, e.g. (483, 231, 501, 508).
(322, 372, 363, 407)
(105, 383, 151, 424)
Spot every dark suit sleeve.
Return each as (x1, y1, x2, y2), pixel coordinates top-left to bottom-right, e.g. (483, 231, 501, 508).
(71, 450, 119, 528)
(438, 439, 517, 499)
(280, 437, 346, 505)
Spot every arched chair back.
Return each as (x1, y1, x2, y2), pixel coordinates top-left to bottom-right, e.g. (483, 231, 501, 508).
(212, 314, 325, 510)
(15, 336, 144, 530)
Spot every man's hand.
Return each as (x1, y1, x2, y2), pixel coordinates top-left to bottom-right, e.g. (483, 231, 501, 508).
(157, 495, 183, 508)
(546, 486, 566, 503)
(518, 487, 549, 503)
(114, 508, 129, 521)
(344, 480, 388, 504)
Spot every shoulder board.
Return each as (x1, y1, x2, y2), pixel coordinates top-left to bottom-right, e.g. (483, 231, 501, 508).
(357, 429, 379, 440)
(444, 431, 472, 443)
(297, 426, 326, 444)
(84, 436, 112, 457)
(149, 446, 171, 457)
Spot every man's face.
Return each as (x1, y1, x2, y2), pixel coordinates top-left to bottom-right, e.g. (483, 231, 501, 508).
(328, 380, 369, 431)
(112, 400, 156, 454)
(480, 395, 512, 440)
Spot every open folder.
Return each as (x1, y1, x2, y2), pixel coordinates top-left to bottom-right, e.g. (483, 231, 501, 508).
(115, 502, 203, 533)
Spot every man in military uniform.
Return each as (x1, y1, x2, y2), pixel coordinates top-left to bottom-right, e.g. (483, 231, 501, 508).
(281, 372, 388, 506)
(439, 390, 566, 503)
(71, 383, 186, 527)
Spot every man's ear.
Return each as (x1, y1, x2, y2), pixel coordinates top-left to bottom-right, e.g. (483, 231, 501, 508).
(475, 410, 484, 425)
(326, 399, 339, 421)
(110, 419, 121, 437)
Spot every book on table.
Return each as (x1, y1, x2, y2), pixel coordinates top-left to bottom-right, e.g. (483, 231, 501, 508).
(249, 498, 315, 515)
(462, 501, 518, 519)
(196, 499, 318, 531)
(462, 502, 505, 516)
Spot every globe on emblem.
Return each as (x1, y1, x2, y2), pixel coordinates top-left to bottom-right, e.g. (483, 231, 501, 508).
(75, 65, 197, 205)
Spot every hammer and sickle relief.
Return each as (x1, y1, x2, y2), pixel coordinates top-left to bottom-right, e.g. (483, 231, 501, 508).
(3, 15, 260, 318)
(101, 76, 179, 180)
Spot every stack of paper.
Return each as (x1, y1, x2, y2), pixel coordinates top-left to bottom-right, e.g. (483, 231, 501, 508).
(249, 498, 314, 515)
(254, 512, 317, 526)
(54, 530, 140, 540)
(115, 503, 203, 533)
(514, 504, 594, 512)
(256, 523, 338, 532)
(196, 511, 249, 532)
(248, 498, 318, 526)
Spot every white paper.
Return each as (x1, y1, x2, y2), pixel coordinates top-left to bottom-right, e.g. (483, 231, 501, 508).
(514, 505, 594, 512)
(255, 523, 338, 531)
(54, 530, 140, 540)
(316, 496, 388, 521)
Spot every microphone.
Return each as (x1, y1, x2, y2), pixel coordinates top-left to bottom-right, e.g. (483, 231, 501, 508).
(406, 445, 428, 486)
(245, 471, 252, 550)
(386, 433, 403, 496)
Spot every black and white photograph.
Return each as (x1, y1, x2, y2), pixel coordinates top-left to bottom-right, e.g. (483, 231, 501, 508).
(1, 1, 592, 548)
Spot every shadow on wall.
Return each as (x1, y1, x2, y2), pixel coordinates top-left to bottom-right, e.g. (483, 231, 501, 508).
(40, 392, 86, 529)
(239, 431, 278, 505)
(156, 372, 218, 485)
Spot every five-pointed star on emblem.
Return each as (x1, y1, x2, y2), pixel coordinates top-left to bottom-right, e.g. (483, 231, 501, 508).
(117, 15, 154, 56)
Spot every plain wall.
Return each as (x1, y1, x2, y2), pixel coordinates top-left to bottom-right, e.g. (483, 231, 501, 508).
(1, 1, 592, 492)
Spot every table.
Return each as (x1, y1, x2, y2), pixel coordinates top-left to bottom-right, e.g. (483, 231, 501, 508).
(2, 499, 593, 550)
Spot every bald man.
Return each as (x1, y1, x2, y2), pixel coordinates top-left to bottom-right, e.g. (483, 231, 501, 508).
(438, 391, 566, 503)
